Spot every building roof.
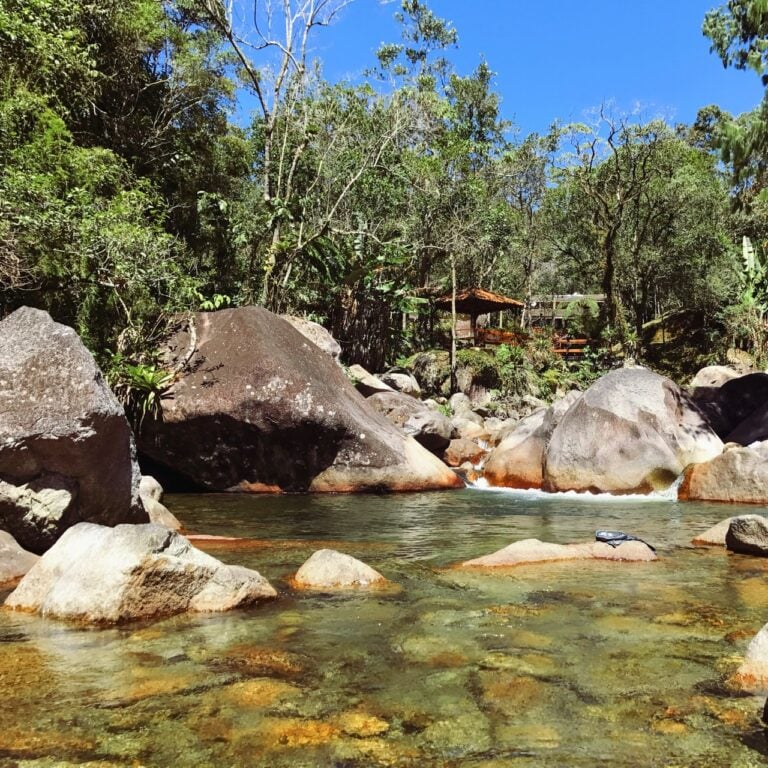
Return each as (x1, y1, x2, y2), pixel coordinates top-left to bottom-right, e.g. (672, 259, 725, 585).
(434, 287, 524, 315)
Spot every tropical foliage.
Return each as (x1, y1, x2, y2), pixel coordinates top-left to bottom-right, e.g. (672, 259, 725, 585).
(0, 0, 765, 376)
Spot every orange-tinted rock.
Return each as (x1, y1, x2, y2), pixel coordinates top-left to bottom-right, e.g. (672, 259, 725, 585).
(728, 622, 768, 692)
(216, 645, 306, 678)
(680, 443, 768, 505)
(484, 392, 579, 490)
(335, 712, 390, 738)
(443, 438, 487, 468)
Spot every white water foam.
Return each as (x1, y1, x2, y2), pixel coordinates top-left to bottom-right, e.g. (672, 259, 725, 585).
(469, 474, 682, 503)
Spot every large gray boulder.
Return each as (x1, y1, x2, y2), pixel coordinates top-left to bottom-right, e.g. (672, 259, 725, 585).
(0, 531, 38, 585)
(138, 308, 461, 493)
(680, 442, 768, 504)
(484, 391, 580, 490)
(5, 523, 276, 623)
(544, 369, 723, 494)
(0, 307, 146, 553)
(367, 390, 452, 455)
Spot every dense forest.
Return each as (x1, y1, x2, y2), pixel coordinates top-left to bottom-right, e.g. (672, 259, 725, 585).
(1, 0, 767, 383)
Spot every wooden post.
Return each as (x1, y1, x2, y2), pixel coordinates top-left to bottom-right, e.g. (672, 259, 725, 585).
(450, 255, 458, 395)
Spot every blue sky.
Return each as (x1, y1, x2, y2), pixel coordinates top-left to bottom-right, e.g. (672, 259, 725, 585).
(298, 0, 765, 136)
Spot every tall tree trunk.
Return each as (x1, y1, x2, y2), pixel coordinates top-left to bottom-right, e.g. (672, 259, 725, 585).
(450, 253, 458, 395)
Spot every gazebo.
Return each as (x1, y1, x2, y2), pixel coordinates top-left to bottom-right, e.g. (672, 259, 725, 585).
(434, 287, 524, 344)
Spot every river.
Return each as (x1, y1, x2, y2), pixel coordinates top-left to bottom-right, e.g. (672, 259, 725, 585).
(1, 487, 767, 766)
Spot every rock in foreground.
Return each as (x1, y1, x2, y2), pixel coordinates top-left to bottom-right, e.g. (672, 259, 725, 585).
(0, 307, 146, 553)
(5, 523, 276, 623)
(725, 515, 768, 556)
(0, 531, 38, 586)
(544, 369, 723, 494)
(460, 538, 657, 568)
(138, 307, 461, 493)
(729, 623, 768, 692)
(292, 549, 388, 589)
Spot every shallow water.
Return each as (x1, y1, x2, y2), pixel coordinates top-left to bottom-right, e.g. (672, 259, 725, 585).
(2, 488, 768, 766)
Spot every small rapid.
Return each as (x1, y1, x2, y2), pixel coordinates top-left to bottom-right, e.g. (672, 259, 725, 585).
(469, 473, 683, 503)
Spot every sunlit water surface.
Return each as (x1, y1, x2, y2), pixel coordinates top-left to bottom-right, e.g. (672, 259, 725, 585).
(2, 488, 768, 766)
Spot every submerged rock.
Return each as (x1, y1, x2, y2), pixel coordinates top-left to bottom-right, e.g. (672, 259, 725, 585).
(0, 307, 146, 553)
(725, 515, 768, 556)
(0, 530, 38, 585)
(460, 538, 657, 568)
(292, 549, 388, 590)
(5, 522, 276, 623)
(680, 442, 768, 504)
(544, 368, 723, 494)
(137, 307, 462, 493)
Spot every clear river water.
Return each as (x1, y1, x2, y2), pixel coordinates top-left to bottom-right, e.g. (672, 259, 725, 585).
(2, 487, 768, 767)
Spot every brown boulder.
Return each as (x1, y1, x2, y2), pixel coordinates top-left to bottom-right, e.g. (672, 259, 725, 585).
(0, 307, 146, 553)
(679, 442, 768, 504)
(544, 369, 723, 494)
(443, 438, 487, 468)
(138, 307, 461, 493)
